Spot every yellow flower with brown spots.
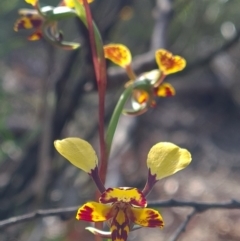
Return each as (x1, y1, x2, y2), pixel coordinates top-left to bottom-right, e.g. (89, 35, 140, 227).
(54, 137, 191, 241)
(14, 0, 93, 46)
(77, 187, 163, 241)
(103, 44, 186, 115)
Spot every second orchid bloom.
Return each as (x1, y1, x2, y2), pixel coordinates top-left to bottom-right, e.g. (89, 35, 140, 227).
(14, 0, 94, 49)
(54, 137, 191, 241)
(104, 44, 186, 115)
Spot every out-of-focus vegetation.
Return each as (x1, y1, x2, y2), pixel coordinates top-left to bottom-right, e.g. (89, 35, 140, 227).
(1, 0, 240, 241)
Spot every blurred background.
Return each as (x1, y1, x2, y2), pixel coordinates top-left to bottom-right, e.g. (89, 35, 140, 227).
(1, 0, 240, 240)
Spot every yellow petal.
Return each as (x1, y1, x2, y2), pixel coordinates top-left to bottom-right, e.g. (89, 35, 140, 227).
(155, 49, 186, 75)
(147, 142, 191, 180)
(155, 83, 175, 97)
(28, 30, 42, 41)
(64, 0, 75, 7)
(14, 16, 42, 31)
(134, 90, 149, 104)
(100, 187, 147, 207)
(76, 202, 112, 221)
(25, 0, 38, 6)
(104, 44, 132, 68)
(130, 207, 164, 228)
(80, 0, 94, 3)
(54, 137, 98, 173)
(64, 0, 94, 8)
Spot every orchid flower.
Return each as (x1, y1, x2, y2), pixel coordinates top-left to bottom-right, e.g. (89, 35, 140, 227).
(104, 44, 186, 115)
(54, 137, 191, 241)
(14, 0, 94, 49)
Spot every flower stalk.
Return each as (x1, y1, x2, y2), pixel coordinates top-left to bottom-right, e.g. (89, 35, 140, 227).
(76, 0, 108, 184)
(106, 78, 152, 157)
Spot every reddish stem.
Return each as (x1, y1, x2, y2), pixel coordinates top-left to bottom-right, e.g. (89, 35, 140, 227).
(82, 4, 107, 241)
(82, 0, 107, 184)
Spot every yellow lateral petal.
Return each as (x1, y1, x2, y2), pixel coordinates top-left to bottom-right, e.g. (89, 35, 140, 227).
(54, 137, 98, 173)
(100, 187, 147, 207)
(76, 202, 112, 221)
(155, 83, 175, 97)
(104, 44, 132, 68)
(25, 0, 38, 6)
(28, 30, 42, 41)
(64, 0, 94, 8)
(14, 16, 39, 31)
(64, 0, 75, 7)
(147, 142, 191, 180)
(155, 49, 186, 75)
(130, 207, 164, 228)
(133, 90, 149, 104)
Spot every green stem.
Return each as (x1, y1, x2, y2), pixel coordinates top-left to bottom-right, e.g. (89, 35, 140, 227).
(106, 79, 153, 158)
(106, 85, 134, 157)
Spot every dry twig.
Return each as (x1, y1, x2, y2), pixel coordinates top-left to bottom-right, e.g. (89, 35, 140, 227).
(168, 209, 197, 241)
(1, 199, 240, 229)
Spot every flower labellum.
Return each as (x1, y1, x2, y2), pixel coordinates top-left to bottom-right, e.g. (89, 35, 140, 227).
(77, 187, 164, 241)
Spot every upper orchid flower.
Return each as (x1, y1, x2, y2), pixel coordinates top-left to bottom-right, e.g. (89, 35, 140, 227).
(63, 0, 94, 8)
(14, 0, 45, 41)
(104, 44, 186, 115)
(54, 137, 191, 241)
(14, 0, 94, 49)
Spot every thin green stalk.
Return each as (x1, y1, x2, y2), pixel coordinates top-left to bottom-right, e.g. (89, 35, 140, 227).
(106, 79, 153, 158)
(106, 86, 134, 157)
